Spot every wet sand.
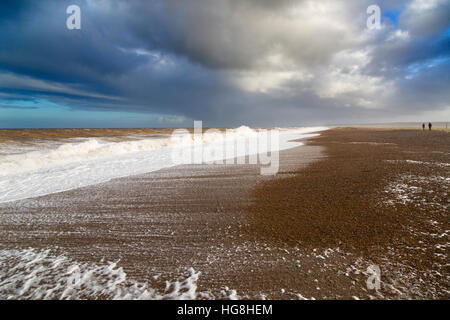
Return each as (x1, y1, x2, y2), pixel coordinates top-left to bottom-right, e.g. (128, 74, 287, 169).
(0, 136, 325, 299)
(0, 127, 448, 299)
(246, 127, 449, 298)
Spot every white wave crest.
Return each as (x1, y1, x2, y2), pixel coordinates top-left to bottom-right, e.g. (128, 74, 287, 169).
(0, 126, 328, 203)
(0, 126, 260, 176)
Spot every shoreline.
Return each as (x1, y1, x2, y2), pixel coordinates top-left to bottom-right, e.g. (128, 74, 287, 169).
(0, 132, 326, 299)
(0, 127, 448, 299)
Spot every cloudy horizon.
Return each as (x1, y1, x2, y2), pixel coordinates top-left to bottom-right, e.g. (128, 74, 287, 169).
(0, 0, 449, 128)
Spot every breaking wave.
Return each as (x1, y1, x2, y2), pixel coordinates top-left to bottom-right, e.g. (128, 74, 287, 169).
(0, 126, 328, 203)
(0, 126, 260, 176)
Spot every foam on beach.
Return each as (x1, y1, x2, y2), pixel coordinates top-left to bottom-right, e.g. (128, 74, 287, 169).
(0, 248, 230, 300)
(0, 126, 328, 203)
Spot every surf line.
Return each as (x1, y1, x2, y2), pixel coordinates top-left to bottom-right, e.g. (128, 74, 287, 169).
(170, 120, 280, 175)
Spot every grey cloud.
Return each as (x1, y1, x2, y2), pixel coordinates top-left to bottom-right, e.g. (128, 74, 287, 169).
(123, 0, 371, 70)
(400, 0, 450, 36)
(0, 0, 449, 127)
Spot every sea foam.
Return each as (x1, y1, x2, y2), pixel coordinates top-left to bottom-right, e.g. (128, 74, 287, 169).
(0, 126, 328, 203)
(0, 248, 211, 300)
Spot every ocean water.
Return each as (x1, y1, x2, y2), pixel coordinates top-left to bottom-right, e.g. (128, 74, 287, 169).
(0, 126, 328, 203)
(0, 126, 327, 300)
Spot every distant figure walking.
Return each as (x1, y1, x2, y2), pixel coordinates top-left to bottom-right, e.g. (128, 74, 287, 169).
(422, 123, 425, 131)
(428, 122, 432, 131)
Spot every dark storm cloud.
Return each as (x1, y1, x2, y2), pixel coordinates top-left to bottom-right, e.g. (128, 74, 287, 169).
(0, 0, 449, 127)
(400, 0, 450, 36)
(122, 0, 365, 70)
(0, 1, 146, 83)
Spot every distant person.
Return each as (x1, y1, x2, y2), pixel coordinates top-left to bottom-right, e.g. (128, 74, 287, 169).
(428, 122, 432, 131)
(422, 123, 425, 131)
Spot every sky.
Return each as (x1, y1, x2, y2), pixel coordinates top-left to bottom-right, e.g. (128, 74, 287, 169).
(0, 0, 449, 128)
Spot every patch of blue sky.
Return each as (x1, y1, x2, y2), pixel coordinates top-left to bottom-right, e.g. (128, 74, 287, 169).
(405, 56, 450, 79)
(382, 9, 401, 28)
